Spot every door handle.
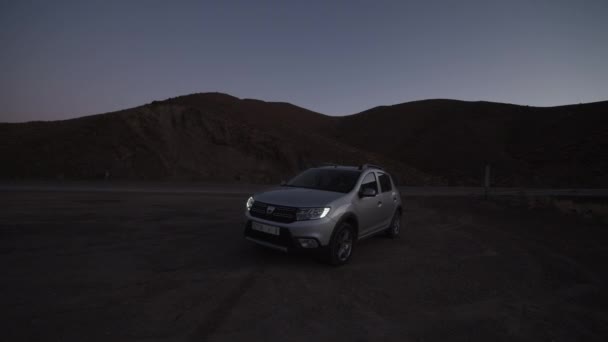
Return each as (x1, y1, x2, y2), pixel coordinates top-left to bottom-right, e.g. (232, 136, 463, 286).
(377, 201, 382, 207)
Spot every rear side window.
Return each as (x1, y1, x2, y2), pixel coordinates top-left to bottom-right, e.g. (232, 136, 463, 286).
(360, 173, 378, 193)
(378, 173, 392, 193)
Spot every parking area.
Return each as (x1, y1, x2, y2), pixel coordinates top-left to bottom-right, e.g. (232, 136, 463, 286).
(1, 188, 607, 341)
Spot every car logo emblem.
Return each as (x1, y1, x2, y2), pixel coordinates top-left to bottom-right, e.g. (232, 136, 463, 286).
(266, 206, 275, 214)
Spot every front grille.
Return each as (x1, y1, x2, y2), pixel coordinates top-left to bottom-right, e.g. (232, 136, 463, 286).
(244, 221, 295, 248)
(250, 201, 297, 223)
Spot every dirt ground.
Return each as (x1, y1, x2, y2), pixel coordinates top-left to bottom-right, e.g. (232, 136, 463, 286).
(1, 189, 607, 341)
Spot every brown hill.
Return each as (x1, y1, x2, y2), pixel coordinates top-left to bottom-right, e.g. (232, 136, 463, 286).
(334, 99, 608, 187)
(0, 93, 432, 184)
(1, 93, 607, 187)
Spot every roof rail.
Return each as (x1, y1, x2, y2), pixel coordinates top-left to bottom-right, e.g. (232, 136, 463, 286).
(319, 162, 339, 168)
(359, 163, 384, 170)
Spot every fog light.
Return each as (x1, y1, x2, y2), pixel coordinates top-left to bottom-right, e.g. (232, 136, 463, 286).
(298, 238, 319, 248)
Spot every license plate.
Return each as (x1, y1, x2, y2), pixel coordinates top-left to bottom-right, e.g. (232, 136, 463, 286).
(251, 221, 280, 236)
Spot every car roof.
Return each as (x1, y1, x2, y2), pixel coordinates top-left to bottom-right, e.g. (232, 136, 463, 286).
(315, 164, 387, 173)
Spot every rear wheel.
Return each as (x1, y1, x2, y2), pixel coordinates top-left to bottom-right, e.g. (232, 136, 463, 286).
(386, 211, 401, 238)
(326, 222, 355, 265)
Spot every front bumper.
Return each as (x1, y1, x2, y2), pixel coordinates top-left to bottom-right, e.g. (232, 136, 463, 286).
(243, 211, 336, 251)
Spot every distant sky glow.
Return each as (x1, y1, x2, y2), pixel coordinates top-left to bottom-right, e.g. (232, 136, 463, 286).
(1, 0, 607, 122)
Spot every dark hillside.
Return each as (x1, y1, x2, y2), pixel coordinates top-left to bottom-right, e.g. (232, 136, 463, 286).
(1, 93, 606, 186)
(335, 100, 608, 187)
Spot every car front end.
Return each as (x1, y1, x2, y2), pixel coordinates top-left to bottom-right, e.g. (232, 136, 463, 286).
(243, 194, 341, 252)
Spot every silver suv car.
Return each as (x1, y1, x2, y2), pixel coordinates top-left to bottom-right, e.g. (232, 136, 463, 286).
(244, 164, 402, 265)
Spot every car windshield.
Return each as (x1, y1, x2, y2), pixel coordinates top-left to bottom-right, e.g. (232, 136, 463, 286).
(286, 168, 361, 193)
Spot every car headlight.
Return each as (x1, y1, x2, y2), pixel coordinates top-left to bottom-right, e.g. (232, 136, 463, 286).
(246, 196, 254, 211)
(296, 207, 330, 221)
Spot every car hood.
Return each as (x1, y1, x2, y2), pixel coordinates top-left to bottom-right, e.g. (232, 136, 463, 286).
(253, 187, 346, 207)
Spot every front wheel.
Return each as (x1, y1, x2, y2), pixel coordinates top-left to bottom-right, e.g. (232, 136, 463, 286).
(325, 222, 355, 266)
(386, 211, 401, 239)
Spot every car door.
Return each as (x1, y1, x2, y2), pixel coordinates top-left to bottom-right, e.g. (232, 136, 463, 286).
(376, 171, 397, 229)
(354, 172, 384, 237)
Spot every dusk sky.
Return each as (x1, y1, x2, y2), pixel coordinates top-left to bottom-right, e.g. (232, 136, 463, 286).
(1, 0, 607, 122)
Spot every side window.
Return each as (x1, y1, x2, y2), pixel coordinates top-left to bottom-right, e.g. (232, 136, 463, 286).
(360, 173, 378, 193)
(378, 173, 392, 193)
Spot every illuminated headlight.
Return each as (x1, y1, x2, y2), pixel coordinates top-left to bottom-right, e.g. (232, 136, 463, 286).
(296, 207, 330, 221)
(246, 196, 254, 211)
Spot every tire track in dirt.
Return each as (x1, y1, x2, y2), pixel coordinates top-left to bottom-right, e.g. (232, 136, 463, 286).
(189, 268, 262, 341)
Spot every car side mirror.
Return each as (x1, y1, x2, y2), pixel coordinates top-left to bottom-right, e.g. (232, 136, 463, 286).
(359, 187, 377, 197)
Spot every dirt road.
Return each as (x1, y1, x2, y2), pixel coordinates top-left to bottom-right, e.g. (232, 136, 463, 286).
(1, 188, 607, 341)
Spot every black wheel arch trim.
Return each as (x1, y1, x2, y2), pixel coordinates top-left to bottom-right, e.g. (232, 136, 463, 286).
(333, 212, 359, 241)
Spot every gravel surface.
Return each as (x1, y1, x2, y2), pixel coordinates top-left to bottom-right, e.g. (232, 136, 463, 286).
(1, 189, 607, 341)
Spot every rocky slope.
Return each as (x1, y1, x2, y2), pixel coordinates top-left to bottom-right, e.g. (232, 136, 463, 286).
(334, 99, 608, 186)
(0, 94, 432, 184)
(1, 93, 606, 187)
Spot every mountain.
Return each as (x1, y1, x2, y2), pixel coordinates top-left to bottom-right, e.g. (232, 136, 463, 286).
(334, 99, 608, 186)
(1, 93, 607, 187)
(0, 93, 432, 184)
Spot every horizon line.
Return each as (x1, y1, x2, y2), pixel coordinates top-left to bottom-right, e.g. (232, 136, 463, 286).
(2, 92, 607, 124)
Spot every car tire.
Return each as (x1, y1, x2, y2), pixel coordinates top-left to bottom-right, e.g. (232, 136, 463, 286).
(386, 211, 401, 239)
(325, 222, 355, 266)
